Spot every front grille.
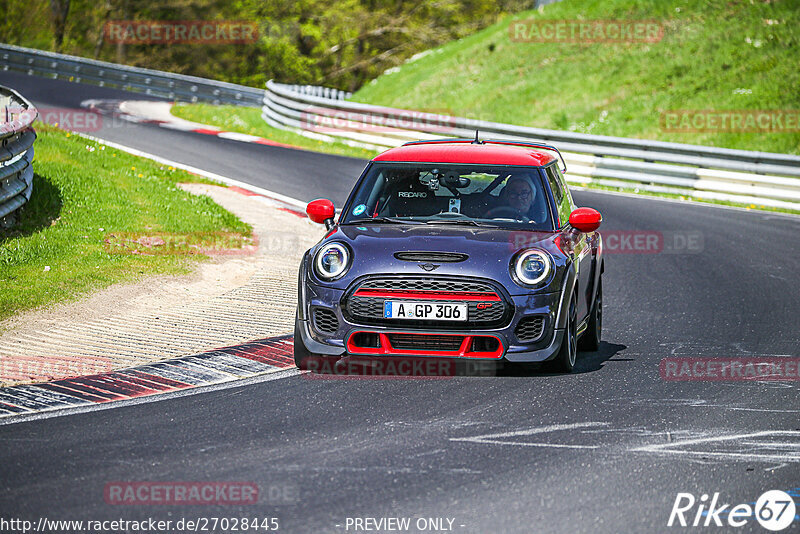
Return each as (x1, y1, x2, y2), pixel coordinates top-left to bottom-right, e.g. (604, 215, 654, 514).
(358, 277, 494, 293)
(515, 315, 545, 342)
(312, 308, 339, 334)
(345, 276, 509, 329)
(387, 333, 463, 351)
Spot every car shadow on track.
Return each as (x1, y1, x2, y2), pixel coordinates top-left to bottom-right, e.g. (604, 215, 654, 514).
(303, 341, 628, 378)
(573, 341, 629, 374)
(497, 341, 628, 377)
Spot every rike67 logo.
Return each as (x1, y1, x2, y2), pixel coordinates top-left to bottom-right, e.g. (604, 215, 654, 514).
(668, 490, 796, 531)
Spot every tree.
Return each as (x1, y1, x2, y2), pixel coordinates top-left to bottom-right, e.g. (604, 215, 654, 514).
(1, 0, 535, 91)
(50, 0, 71, 52)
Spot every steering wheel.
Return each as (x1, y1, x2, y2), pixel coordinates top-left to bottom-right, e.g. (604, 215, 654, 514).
(483, 206, 530, 222)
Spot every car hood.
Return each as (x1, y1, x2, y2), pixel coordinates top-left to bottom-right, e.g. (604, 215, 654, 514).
(312, 224, 565, 295)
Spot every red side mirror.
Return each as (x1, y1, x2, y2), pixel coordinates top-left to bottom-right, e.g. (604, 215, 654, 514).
(569, 207, 602, 233)
(306, 199, 336, 225)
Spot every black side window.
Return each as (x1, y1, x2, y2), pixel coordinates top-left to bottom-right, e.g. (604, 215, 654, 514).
(545, 166, 563, 204)
(545, 166, 571, 225)
(554, 166, 576, 211)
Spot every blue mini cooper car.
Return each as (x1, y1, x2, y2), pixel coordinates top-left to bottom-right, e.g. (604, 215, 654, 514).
(295, 138, 604, 373)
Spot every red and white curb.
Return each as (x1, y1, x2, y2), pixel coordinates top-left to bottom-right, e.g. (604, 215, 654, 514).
(81, 99, 305, 150)
(74, 130, 310, 216)
(74, 100, 329, 218)
(0, 335, 297, 422)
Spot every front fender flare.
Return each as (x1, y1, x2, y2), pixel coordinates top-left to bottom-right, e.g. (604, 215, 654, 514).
(554, 262, 577, 330)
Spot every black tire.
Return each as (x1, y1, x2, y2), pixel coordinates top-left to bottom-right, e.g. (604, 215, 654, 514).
(548, 294, 577, 373)
(578, 277, 602, 352)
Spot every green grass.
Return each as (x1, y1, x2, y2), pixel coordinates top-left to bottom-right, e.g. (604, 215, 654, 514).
(170, 103, 378, 160)
(0, 125, 252, 323)
(353, 0, 800, 155)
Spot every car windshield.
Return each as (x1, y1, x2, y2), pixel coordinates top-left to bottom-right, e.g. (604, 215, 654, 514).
(341, 163, 554, 230)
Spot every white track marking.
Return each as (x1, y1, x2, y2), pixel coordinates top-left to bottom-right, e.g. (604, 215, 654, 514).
(76, 132, 308, 210)
(450, 421, 609, 449)
(158, 122, 201, 132)
(602, 397, 800, 413)
(764, 462, 790, 472)
(631, 431, 800, 462)
(216, 131, 264, 143)
(0, 368, 301, 427)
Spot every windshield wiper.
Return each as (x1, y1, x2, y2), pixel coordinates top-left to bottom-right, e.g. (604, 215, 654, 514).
(344, 217, 424, 225)
(424, 219, 496, 227)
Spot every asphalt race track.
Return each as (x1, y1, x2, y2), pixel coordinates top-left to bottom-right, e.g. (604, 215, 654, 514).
(0, 71, 364, 205)
(1, 72, 799, 533)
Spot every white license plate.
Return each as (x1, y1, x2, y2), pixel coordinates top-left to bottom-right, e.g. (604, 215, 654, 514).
(383, 301, 468, 321)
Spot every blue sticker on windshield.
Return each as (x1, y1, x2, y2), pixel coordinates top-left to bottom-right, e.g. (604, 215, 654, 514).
(352, 204, 367, 216)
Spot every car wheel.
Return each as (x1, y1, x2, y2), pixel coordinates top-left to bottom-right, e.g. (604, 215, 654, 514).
(548, 294, 577, 373)
(578, 277, 602, 352)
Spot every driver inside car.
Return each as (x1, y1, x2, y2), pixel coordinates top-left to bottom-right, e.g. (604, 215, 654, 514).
(484, 174, 539, 221)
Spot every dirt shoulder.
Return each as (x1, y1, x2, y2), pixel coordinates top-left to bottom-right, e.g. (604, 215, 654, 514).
(0, 184, 319, 386)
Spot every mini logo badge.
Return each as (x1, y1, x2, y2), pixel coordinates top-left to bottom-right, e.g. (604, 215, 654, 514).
(419, 263, 440, 271)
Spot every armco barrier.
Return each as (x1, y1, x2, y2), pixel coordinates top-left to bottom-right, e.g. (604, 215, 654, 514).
(2, 44, 798, 210)
(263, 80, 800, 210)
(0, 43, 264, 106)
(0, 85, 37, 228)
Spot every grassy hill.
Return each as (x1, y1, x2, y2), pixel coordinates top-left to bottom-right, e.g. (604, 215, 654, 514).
(353, 0, 800, 154)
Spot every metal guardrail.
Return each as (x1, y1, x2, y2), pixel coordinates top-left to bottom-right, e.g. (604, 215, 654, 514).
(0, 85, 36, 229)
(263, 80, 800, 210)
(1, 44, 797, 210)
(0, 43, 264, 106)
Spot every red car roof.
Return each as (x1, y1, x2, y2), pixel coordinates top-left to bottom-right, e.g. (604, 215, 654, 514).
(373, 142, 557, 167)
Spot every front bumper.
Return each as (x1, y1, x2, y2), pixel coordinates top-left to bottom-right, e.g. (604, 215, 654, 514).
(299, 281, 566, 363)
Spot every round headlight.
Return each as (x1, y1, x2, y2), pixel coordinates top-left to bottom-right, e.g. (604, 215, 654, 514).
(514, 250, 551, 285)
(314, 242, 350, 280)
